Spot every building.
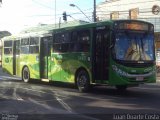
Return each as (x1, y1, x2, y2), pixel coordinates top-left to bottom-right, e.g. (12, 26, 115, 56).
(96, 0, 160, 42)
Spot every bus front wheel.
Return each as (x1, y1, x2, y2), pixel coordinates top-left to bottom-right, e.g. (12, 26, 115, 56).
(76, 70, 90, 92)
(22, 67, 30, 83)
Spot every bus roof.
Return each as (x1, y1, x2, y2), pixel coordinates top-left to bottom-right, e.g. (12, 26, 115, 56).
(1, 35, 18, 41)
(2, 20, 153, 41)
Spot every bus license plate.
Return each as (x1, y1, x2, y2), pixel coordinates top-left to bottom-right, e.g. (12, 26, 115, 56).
(136, 76, 144, 81)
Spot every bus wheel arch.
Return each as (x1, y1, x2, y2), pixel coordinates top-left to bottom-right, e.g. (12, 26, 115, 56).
(75, 67, 91, 92)
(22, 66, 30, 83)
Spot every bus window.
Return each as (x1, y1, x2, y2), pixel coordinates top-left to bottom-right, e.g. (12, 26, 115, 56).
(71, 30, 90, 52)
(4, 41, 12, 55)
(53, 32, 70, 53)
(30, 37, 39, 54)
(4, 48, 12, 54)
(77, 30, 90, 52)
(21, 38, 29, 45)
(21, 38, 29, 54)
(21, 47, 29, 54)
(4, 41, 12, 47)
(15, 40, 20, 55)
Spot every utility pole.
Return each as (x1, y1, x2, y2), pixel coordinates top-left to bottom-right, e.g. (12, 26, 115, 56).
(70, 4, 92, 22)
(93, 0, 96, 22)
(55, 0, 56, 28)
(0, 0, 2, 6)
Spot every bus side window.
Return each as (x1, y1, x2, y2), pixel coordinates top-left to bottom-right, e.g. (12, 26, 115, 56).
(53, 32, 70, 53)
(21, 38, 29, 54)
(30, 37, 39, 54)
(4, 48, 12, 54)
(53, 33, 61, 53)
(70, 31, 78, 52)
(16, 40, 20, 55)
(61, 32, 70, 52)
(4, 41, 13, 55)
(77, 30, 90, 52)
(71, 32, 78, 42)
(70, 30, 90, 52)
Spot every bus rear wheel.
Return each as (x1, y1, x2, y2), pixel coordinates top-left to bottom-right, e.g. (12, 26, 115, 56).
(76, 70, 90, 92)
(22, 67, 30, 83)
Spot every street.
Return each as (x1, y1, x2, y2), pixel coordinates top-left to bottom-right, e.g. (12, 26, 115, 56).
(0, 67, 160, 120)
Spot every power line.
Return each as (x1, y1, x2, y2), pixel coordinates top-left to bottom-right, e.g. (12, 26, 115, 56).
(32, 0, 53, 9)
(98, 0, 160, 9)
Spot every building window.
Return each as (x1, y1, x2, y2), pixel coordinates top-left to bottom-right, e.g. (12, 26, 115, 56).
(110, 12, 119, 20)
(129, 8, 139, 19)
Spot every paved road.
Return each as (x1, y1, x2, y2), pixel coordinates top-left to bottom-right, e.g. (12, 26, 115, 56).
(0, 68, 160, 120)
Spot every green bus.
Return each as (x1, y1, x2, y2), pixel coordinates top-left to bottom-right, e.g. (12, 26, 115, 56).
(2, 20, 156, 92)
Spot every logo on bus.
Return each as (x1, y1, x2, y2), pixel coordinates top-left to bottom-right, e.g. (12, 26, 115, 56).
(144, 67, 152, 72)
(5, 58, 9, 63)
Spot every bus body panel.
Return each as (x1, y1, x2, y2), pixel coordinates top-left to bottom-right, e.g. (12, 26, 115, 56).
(20, 54, 40, 79)
(2, 55, 13, 74)
(109, 60, 156, 85)
(50, 52, 91, 83)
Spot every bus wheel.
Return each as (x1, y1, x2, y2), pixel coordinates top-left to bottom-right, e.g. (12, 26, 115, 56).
(22, 67, 30, 83)
(116, 85, 127, 91)
(76, 70, 90, 92)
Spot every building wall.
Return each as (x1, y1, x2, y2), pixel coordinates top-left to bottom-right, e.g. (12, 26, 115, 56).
(97, 0, 160, 49)
(97, 0, 160, 32)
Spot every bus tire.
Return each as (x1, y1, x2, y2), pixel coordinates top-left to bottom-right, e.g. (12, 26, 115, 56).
(116, 85, 127, 91)
(76, 69, 90, 92)
(22, 67, 30, 83)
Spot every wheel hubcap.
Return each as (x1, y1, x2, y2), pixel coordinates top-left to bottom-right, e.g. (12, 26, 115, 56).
(24, 70, 29, 80)
(78, 75, 87, 87)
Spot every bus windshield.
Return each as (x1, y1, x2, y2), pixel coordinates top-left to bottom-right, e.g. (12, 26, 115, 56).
(114, 31, 154, 61)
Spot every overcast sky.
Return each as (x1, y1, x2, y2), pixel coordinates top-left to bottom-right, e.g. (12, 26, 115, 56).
(0, 0, 104, 34)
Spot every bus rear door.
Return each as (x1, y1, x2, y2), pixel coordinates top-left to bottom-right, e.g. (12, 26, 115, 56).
(13, 40, 20, 76)
(40, 37, 51, 79)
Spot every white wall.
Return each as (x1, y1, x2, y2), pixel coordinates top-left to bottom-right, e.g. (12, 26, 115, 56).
(97, 0, 160, 32)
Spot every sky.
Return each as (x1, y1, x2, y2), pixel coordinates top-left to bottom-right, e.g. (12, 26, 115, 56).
(0, 0, 104, 34)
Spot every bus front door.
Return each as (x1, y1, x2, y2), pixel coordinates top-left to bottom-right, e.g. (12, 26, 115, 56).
(13, 40, 20, 76)
(94, 27, 110, 83)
